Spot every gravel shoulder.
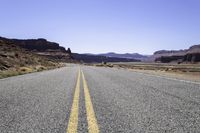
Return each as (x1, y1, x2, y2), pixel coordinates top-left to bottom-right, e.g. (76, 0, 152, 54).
(129, 69, 200, 82)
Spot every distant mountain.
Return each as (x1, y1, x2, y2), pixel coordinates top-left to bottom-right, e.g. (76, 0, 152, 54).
(98, 52, 148, 60)
(153, 44, 200, 63)
(84, 52, 149, 61)
(73, 53, 140, 63)
(154, 45, 200, 55)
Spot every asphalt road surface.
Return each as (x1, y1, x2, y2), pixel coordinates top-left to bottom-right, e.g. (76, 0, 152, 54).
(0, 65, 200, 133)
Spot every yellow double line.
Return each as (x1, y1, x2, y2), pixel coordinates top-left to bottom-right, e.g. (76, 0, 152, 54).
(67, 68, 99, 133)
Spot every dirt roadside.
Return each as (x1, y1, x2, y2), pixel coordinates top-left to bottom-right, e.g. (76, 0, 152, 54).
(129, 69, 200, 82)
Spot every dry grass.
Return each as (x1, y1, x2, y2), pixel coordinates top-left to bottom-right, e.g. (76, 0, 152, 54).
(111, 62, 200, 82)
(0, 63, 66, 79)
(94, 63, 114, 68)
(92, 62, 200, 82)
(111, 62, 200, 72)
(19, 67, 33, 73)
(0, 41, 67, 79)
(0, 70, 21, 78)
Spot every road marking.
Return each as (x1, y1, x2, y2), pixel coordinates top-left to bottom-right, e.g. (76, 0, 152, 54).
(112, 67, 200, 85)
(81, 70, 100, 133)
(67, 69, 80, 133)
(130, 70, 200, 85)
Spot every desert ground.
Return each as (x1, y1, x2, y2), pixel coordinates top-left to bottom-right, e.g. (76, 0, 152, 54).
(94, 62, 200, 82)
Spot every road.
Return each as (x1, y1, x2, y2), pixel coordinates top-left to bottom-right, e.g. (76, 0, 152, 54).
(0, 65, 200, 133)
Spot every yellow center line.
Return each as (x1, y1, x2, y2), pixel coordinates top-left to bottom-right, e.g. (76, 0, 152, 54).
(81, 70, 100, 133)
(66, 68, 80, 133)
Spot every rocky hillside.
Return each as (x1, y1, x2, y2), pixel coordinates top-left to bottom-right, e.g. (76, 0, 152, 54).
(0, 36, 73, 62)
(0, 36, 73, 78)
(0, 41, 53, 70)
(154, 45, 200, 63)
(0, 37, 66, 52)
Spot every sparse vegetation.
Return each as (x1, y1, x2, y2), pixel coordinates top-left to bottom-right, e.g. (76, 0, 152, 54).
(0, 37, 71, 79)
(104, 62, 200, 82)
(20, 67, 33, 72)
(112, 62, 200, 72)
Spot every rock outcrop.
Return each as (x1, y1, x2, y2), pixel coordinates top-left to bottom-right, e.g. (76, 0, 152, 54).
(154, 44, 200, 63)
(0, 36, 73, 62)
(183, 53, 200, 62)
(0, 37, 67, 52)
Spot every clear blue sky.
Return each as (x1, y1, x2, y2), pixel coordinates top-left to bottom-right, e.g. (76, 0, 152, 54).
(0, 0, 200, 54)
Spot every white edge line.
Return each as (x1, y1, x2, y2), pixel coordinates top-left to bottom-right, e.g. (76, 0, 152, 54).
(129, 70, 200, 85)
